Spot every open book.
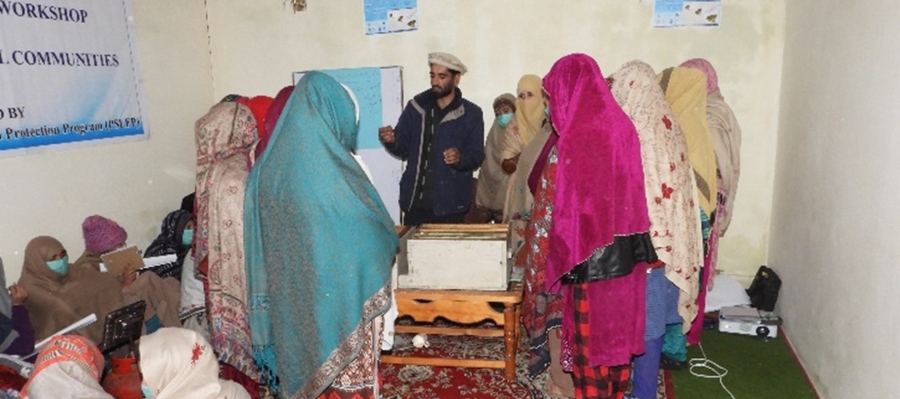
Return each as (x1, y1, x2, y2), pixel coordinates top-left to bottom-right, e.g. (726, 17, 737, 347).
(98, 251, 177, 274)
(27, 313, 98, 359)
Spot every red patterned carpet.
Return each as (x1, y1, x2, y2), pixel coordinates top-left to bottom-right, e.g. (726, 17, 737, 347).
(380, 330, 672, 399)
(380, 333, 537, 399)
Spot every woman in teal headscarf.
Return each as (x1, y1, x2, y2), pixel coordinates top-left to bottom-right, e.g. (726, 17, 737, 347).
(244, 72, 398, 399)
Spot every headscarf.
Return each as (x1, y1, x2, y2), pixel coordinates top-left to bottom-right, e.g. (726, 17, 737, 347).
(542, 54, 651, 287)
(255, 86, 293, 160)
(681, 59, 741, 235)
(244, 71, 397, 398)
(501, 75, 546, 160)
(21, 335, 109, 399)
(475, 93, 516, 212)
(514, 75, 545, 145)
(181, 193, 195, 214)
(219, 94, 245, 103)
(680, 58, 718, 94)
(19, 237, 124, 344)
(194, 102, 259, 380)
(0, 259, 17, 353)
(244, 96, 274, 143)
(144, 209, 193, 270)
(657, 67, 718, 216)
(194, 102, 257, 268)
(140, 328, 250, 399)
(611, 60, 704, 330)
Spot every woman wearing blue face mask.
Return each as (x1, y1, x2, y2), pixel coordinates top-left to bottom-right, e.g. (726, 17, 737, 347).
(145, 210, 209, 341)
(18, 236, 126, 345)
(473, 93, 517, 223)
(145, 210, 196, 281)
(146, 209, 208, 342)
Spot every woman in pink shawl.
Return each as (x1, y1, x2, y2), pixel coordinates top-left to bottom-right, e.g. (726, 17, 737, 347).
(254, 86, 294, 160)
(542, 53, 654, 399)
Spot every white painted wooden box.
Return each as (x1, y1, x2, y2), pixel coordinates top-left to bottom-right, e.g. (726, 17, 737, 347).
(397, 224, 510, 291)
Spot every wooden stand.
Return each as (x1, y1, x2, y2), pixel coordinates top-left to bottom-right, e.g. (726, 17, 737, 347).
(380, 283, 523, 381)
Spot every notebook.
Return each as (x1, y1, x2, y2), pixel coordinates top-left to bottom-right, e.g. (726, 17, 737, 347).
(100, 245, 143, 276)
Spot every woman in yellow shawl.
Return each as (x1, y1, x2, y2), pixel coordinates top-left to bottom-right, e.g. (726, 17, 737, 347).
(502, 75, 551, 255)
(657, 67, 718, 217)
(680, 58, 742, 236)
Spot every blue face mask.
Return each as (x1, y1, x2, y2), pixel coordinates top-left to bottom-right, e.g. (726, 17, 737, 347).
(141, 385, 154, 398)
(182, 229, 194, 247)
(46, 256, 69, 275)
(497, 113, 514, 127)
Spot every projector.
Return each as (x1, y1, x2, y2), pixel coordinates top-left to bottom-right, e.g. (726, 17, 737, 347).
(718, 306, 781, 339)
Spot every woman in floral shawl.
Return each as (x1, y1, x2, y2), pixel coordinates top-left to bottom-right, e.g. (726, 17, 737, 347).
(610, 60, 703, 399)
(194, 102, 259, 383)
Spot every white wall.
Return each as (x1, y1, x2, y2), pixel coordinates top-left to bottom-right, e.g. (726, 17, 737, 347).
(205, 0, 786, 283)
(0, 0, 214, 281)
(770, 2, 900, 398)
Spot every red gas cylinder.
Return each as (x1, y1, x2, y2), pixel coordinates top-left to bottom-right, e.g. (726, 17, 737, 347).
(102, 356, 143, 399)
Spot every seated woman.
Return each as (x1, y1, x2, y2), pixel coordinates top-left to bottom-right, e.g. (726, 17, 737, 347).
(21, 329, 249, 399)
(19, 236, 179, 345)
(144, 210, 196, 280)
(76, 215, 182, 333)
(146, 209, 208, 341)
(20, 335, 110, 399)
(0, 258, 34, 357)
(140, 327, 250, 399)
(73, 215, 133, 274)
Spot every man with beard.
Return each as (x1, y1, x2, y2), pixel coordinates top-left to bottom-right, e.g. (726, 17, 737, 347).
(379, 52, 484, 226)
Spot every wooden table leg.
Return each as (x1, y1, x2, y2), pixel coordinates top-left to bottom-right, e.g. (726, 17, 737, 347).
(515, 304, 523, 348)
(504, 302, 516, 381)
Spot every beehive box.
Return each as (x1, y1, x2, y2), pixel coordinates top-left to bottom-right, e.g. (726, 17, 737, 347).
(397, 224, 510, 291)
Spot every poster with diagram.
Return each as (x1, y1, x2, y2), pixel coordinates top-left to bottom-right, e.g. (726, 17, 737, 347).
(363, 0, 418, 35)
(654, 0, 722, 28)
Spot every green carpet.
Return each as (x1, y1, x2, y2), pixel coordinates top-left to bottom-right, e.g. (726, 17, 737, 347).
(670, 329, 817, 399)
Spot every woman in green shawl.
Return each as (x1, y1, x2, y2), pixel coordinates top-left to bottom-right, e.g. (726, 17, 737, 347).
(244, 72, 398, 399)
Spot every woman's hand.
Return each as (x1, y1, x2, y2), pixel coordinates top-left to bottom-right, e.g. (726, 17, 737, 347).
(502, 155, 520, 175)
(9, 284, 27, 306)
(120, 271, 137, 289)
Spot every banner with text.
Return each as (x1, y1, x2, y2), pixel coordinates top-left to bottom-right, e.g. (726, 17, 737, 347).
(0, 0, 146, 154)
